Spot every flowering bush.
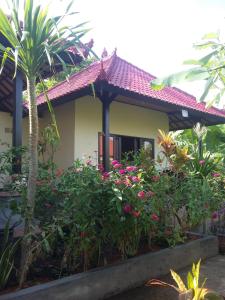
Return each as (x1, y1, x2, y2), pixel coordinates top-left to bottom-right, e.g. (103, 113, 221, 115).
(21, 158, 162, 271)
(2, 126, 225, 284)
(105, 161, 160, 257)
(30, 151, 225, 272)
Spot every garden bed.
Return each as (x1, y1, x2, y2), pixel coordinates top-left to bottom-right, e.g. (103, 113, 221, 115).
(0, 235, 218, 300)
(1, 131, 224, 298)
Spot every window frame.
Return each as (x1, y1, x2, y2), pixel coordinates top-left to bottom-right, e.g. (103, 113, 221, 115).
(98, 132, 155, 163)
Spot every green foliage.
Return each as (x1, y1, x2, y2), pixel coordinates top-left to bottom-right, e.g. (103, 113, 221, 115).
(32, 159, 161, 269)
(2, 125, 225, 284)
(0, 143, 27, 175)
(165, 227, 185, 248)
(157, 129, 190, 171)
(188, 153, 218, 178)
(24, 57, 96, 99)
(150, 31, 225, 106)
(0, 0, 90, 78)
(38, 125, 60, 174)
(11, 149, 223, 272)
(0, 220, 19, 290)
(178, 125, 225, 158)
(0, 0, 92, 286)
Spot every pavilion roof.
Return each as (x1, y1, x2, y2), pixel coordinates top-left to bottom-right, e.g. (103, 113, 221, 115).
(35, 51, 225, 130)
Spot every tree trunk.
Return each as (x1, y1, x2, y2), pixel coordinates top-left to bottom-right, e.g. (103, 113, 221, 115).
(19, 76, 38, 287)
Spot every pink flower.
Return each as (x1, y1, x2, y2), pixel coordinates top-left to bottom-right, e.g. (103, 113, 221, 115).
(114, 179, 123, 185)
(132, 176, 140, 183)
(146, 190, 155, 197)
(103, 172, 110, 177)
(98, 164, 104, 172)
(199, 160, 205, 165)
(119, 169, 126, 175)
(132, 210, 141, 218)
(137, 191, 145, 199)
(102, 172, 110, 180)
(212, 212, 218, 219)
(124, 179, 132, 187)
(123, 203, 132, 214)
(86, 160, 92, 165)
(152, 175, 160, 182)
(212, 173, 220, 178)
(114, 163, 123, 169)
(112, 160, 119, 166)
(151, 213, 159, 222)
(126, 166, 138, 172)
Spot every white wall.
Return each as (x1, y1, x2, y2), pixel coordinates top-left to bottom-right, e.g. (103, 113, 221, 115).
(74, 96, 169, 163)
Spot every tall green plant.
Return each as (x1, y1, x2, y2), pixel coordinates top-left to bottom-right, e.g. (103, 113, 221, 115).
(0, 0, 89, 286)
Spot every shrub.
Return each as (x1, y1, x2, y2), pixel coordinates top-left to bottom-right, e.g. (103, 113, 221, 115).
(0, 220, 19, 290)
(1, 126, 225, 284)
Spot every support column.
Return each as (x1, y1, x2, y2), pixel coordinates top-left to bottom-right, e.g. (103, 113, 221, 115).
(12, 71, 23, 173)
(102, 99, 111, 172)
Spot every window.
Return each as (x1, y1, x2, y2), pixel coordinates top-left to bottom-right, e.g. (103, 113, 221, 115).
(98, 133, 154, 163)
(98, 134, 116, 164)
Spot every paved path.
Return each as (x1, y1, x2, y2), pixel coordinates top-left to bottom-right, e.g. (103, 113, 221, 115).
(108, 255, 225, 300)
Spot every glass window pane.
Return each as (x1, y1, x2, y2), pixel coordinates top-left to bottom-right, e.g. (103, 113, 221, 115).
(98, 134, 114, 163)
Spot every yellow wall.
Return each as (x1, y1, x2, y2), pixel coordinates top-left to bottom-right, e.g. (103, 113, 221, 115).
(0, 112, 30, 151)
(22, 118, 29, 147)
(0, 112, 12, 153)
(74, 96, 169, 163)
(39, 101, 75, 169)
(0, 102, 75, 170)
(0, 96, 169, 168)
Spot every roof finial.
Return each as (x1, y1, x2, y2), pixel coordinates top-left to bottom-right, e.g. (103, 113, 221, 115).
(98, 59, 107, 80)
(101, 48, 108, 58)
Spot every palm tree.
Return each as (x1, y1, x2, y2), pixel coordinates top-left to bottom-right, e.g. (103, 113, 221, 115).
(0, 0, 89, 286)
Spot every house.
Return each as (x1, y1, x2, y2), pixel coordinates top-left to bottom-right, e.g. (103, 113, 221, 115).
(1, 50, 225, 171)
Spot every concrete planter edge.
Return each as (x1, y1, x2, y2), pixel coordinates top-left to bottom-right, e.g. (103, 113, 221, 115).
(0, 235, 218, 300)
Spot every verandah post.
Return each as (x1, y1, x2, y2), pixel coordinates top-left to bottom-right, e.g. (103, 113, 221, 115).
(102, 99, 111, 172)
(12, 71, 23, 173)
(98, 88, 116, 172)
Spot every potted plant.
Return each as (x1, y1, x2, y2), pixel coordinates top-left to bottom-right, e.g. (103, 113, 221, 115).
(147, 260, 224, 300)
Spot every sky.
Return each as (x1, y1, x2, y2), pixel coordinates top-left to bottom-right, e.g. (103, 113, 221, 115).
(2, 0, 225, 98)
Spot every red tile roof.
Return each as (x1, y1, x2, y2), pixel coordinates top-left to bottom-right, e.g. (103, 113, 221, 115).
(36, 51, 225, 119)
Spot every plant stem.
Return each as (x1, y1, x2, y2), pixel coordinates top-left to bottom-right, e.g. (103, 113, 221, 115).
(19, 76, 38, 288)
